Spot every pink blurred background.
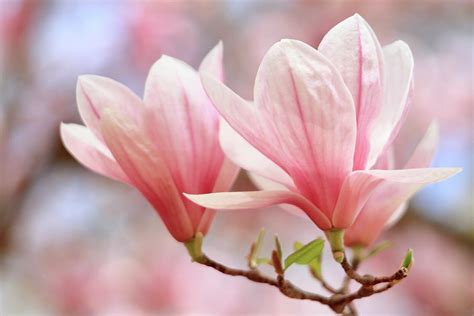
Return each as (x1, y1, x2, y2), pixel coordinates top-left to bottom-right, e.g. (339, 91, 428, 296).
(1, 1, 472, 315)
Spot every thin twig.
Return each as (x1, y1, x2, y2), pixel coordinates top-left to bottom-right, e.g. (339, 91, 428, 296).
(339, 253, 361, 294)
(340, 256, 408, 286)
(196, 254, 330, 304)
(373, 281, 396, 294)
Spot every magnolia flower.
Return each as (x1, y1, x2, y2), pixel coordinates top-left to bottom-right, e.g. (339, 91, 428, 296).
(61, 43, 239, 242)
(186, 15, 460, 235)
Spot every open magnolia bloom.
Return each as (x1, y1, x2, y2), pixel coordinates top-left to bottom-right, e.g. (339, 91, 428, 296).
(185, 15, 460, 236)
(61, 43, 239, 242)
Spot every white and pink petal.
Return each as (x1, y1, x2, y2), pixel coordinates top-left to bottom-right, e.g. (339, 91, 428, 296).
(196, 157, 241, 235)
(367, 41, 414, 168)
(60, 123, 129, 183)
(344, 183, 416, 247)
(100, 108, 194, 242)
(404, 121, 439, 168)
(219, 120, 295, 188)
(319, 14, 384, 170)
(253, 39, 357, 215)
(76, 75, 142, 141)
(199, 41, 224, 82)
(185, 190, 332, 230)
(144, 55, 224, 208)
(332, 167, 461, 228)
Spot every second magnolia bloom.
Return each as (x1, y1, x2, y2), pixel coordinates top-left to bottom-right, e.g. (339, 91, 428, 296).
(61, 43, 239, 242)
(186, 14, 460, 240)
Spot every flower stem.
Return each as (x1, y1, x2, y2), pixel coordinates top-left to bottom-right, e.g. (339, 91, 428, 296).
(325, 229, 345, 263)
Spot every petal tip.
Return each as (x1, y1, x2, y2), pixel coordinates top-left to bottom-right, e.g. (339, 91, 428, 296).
(345, 13, 366, 25)
(77, 74, 101, 88)
(59, 122, 68, 140)
(215, 40, 223, 52)
(151, 55, 179, 71)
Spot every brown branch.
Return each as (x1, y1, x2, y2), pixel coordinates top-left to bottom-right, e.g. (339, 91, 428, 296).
(197, 254, 278, 286)
(193, 253, 406, 314)
(340, 256, 408, 286)
(339, 254, 361, 294)
(373, 281, 396, 294)
(196, 254, 330, 305)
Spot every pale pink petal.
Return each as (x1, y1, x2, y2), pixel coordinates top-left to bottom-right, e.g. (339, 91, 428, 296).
(345, 123, 450, 245)
(332, 171, 383, 229)
(385, 202, 408, 228)
(344, 184, 416, 246)
(248, 173, 288, 191)
(332, 168, 461, 228)
(351, 121, 439, 239)
(367, 41, 414, 168)
(60, 123, 129, 183)
(100, 109, 194, 242)
(253, 39, 356, 216)
(248, 172, 308, 219)
(372, 146, 395, 170)
(219, 119, 295, 188)
(76, 75, 142, 141)
(144, 56, 224, 228)
(200, 73, 262, 160)
(319, 14, 384, 170)
(198, 41, 224, 82)
(196, 157, 240, 235)
(404, 121, 439, 168)
(185, 190, 332, 230)
(211, 157, 240, 194)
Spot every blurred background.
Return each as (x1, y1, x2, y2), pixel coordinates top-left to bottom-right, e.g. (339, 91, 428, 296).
(1, 0, 472, 315)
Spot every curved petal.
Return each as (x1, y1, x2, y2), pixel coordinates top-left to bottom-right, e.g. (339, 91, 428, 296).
(76, 75, 142, 142)
(248, 172, 288, 191)
(185, 190, 332, 230)
(200, 73, 263, 159)
(219, 119, 295, 188)
(196, 157, 240, 235)
(404, 121, 438, 168)
(199, 41, 224, 82)
(332, 171, 383, 229)
(100, 108, 194, 242)
(347, 122, 438, 237)
(319, 14, 384, 170)
(344, 184, 415, 247)
(367, 41, 414, 168)
(384, 202, 408, 228)
(253, 39, 356, 216)
(344, 123, 442, 246)
(60, 123, 130, 184)
(332, 167, 461, 228)
(144, 55, 224, 228)
(372, 146, 395, 170)
(248, 172, 307, 219)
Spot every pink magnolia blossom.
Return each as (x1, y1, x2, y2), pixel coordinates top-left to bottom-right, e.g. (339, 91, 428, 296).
(185, 15, 460, 233)
(61, 43, 239, 242)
